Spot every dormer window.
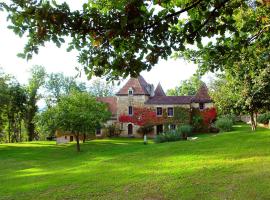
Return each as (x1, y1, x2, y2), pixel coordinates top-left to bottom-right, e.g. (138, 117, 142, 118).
(199, 103, 204, 110)
(128, 87, 133, 96)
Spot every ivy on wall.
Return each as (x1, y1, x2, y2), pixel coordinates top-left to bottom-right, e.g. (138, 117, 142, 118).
(119, 106, 191, 126)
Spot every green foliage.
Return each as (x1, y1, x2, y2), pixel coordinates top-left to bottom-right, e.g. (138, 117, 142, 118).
(2, 0, 257, 80)
(0, 69, 27, 143)
(257, 113, 270, 124)
(154, 131, 182, 143)
(179, 124, 193, 139)
(44, 72, 86, 106)
(191, 109, 204, 132)
(173, 107, 190, 124)
(105, 124, 121, 137)
(167, 73, 202, 96)
(209, 75, 241, 115)
(25, 65, 46, 141)
(221, 113, 237, 125)
(182, 4, 270, 130)
(88, 79, 115, 97)
(45, 91, 111, 151)
(215, 117, 233, 132)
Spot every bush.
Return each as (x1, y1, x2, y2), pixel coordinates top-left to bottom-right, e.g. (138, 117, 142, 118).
(105, 124, 121, 137)
(221, 114, 237, 124)
(215, 117, 233, 132)
(179, 125, 193, 140)
(154, 131, 182, 143)
(257, 113, 270, 124)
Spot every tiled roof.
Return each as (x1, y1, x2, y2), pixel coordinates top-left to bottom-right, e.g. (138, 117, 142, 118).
(116, 75, 150, 95)
(154, 83, 166, 96)
(192, 83, 212, 103)
(145, 96, 194, 105)
(97, 97, 117, 116)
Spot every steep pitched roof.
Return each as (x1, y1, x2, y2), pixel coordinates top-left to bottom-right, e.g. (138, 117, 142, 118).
(96, 96, 117, 117)
(116, 75, 150, 95)
(154, 83, 166, 96)
(192, 83, 212, 103)
(145, 96, 193, 105)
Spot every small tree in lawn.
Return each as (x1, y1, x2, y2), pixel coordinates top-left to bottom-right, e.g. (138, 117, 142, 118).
(48, 91, 110, 152)
(137, 124, 154, 144)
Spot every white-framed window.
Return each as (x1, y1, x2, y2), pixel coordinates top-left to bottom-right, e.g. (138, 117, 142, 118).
(167, 107, 174, 117)
(128, 87, 133, 96)
(199, 103, 204, 110)
(128, 106, 133, 115)
(156, 107, 162, 116)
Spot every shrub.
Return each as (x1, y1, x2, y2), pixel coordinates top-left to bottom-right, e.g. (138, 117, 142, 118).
(221, 114, 237, 124)
(215, 117, 233, 132)
(154, 131, 182, 143)
(257, 113, 270, 124)
(179, 125, 193, 140)
(105, 124, 121, 137)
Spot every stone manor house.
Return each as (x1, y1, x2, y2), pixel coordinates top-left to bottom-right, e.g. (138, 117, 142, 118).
(97, 75, 214, 138)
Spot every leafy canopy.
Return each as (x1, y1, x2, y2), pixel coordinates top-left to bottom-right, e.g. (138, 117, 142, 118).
(1, 0, 251, 80)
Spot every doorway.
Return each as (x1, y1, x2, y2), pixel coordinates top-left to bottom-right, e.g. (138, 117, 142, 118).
(128, 124, 133, 135)
(70, 136, 74, 142)
(156, 125, 163, 135)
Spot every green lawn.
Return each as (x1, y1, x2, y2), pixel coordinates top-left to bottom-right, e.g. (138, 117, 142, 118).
(1, 124, 270, 200)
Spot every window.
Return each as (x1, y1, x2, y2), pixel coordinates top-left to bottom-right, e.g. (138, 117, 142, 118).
(169, 124, 176, 130)
(199, 103, 204, 110)
(128, 106, 133, 115)
(167, 107, 174, 117)
(65, 136, 67, 139)
(96, 128, 101, 135)
(156, 107, 162, 116)
(128, 88, 133, 95)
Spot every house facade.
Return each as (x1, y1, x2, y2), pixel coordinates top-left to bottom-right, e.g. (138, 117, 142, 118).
(97, 75, 214, 138)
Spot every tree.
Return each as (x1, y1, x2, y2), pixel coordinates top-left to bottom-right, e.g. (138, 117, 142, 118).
(167, 73, 202, 96)
(178, 2, 270, 131)
(45, 91, 110, 151)
(44, 72, 86, 106)
(6, 82, 27, 142)
(209, 74, 241, 115)
(88, 79, 115, 97)
(1, 0, 262, 80)
(25, 65, 46, 141)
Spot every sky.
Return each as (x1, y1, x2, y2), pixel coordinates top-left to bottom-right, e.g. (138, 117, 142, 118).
(0, 0, 212, 92)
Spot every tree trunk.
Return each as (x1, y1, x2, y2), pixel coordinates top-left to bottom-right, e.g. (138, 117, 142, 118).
(19, 120, 22, 142)
(250, 111, 256, 131)
(8, 121, 11, 143)
(83, 133, 86, 143)
(75, 132, 80, 152)
(28, 122, 35, 141)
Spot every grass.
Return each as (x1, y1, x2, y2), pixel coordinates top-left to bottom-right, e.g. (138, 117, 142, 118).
(1, 124, 270, 200)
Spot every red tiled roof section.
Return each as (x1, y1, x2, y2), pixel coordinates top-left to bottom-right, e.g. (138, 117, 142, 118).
(154, 83, 166, 96)
(145, 96, 193, 105)
(97, 97, 117, 116)
(193, 83, 212, 103)
(116, 75, 150, 95)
